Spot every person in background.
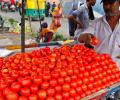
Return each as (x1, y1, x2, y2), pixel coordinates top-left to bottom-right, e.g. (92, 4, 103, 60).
(78, 0, 120, 67)
(50, 3, 62, 33)
(45, 2, 51, 17)
(40, 22, 54, 42)
(51, 2, 56, 12)
(68, 0, 96, 39)
(68, 3, 78, 39)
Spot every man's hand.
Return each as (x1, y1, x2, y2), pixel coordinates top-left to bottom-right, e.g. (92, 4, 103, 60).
(116, 45, 120, 59)
(78, 33, 94, 44)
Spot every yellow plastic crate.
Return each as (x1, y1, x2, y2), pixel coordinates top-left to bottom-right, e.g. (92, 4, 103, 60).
(26, 0, 45, 9)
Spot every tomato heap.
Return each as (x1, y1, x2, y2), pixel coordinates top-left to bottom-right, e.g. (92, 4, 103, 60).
(0, 44, 120, 100)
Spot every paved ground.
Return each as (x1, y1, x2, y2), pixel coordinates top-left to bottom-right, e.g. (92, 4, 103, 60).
(0, 11, 69, 46)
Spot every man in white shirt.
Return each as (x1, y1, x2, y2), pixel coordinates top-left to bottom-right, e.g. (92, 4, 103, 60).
(78, 0, 120, 66)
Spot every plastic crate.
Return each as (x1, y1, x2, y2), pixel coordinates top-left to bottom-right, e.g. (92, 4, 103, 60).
(25, 9, 45, 17)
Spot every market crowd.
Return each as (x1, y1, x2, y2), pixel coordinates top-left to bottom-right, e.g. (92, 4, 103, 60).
(0, 0, 21, 12)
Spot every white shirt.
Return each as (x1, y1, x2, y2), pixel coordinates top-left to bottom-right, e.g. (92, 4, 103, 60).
(82, 16, 120, 67)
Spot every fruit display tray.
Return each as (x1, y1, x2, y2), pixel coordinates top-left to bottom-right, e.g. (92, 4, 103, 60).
(81, 82, 120, 100)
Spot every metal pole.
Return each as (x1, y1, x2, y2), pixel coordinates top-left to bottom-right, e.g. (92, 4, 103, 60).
(21, 0, 25, 52)
(36, 0, 42, 31)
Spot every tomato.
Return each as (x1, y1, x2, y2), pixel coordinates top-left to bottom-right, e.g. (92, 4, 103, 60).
(20, 88, 30, 96)
(64, 76, 71, 83)
(81, 85, 88, 91)
(88, 84, 93, 90)
(83, 78, 89, 84)
(43, 74, 51, 81)
(47, 88, 55, 96)
(3, 87, 13, 96)
(85, 90, 91, 96)
(91, 37, 99, 46)
(0, 82, 8, 91)
(33, 76, 42, 85)
(41, 82, 49, 90)
(6, 77, 14, 84)
(55, 94, 62, 100)
(76, 87, 82, 94)
(62, 83, 70, 92)
(30, 84, 38, 93)
(29, 94, 38, 100)
(58, 78, 64, 85)
(67, 69, 73, 76)
(38, 90, 47, 99)
(71, 75, 77, 81)
(6, 92, 18, 100)
(49, 79, 57, 87)
(70, 89, 76, 97)
(71, 82, 77, 88)
(11, 82, 21, 92)
(62, 92, 69, 98)
(55, 85, 62, 93)
(19, 96, 28, 100)
(46, 97, 55, 100)
(60, 70, 67, 77)
(21, 78, 31, 87)
(51, 71, 59, 79)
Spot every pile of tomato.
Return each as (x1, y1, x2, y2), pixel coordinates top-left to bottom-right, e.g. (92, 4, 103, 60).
(0, 44, 120, 100)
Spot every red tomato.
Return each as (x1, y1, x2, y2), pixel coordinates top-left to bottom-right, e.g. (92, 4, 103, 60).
(51, 71, 59, 79)
(21, 78, 31, 87)
(3, 87, 13, 96)
(71, 75, 77, 81)
(62, 92, 69, 98)
(70, 89, 76, 97)
(11, 82, 21, 92)
(43, 74, 51, 81)
(19, 96, 28, 100)
(49, 79, 57, 87)
(55, 85, 62, 93)
(67, 69, 73, 76)
(46, 96, 55, 100)
(60, 70, 67, 77)
(41, 81, 49, 89)
(6, 92, 18, 100)
(29, 94, 38, 100)
(91, 37, 99, 46)
(33, 76, 42, 85)
(20, 88, 30, 96)
(83, 78, 89, 84)
(77, 79, 82, 86)
(47, 88, 55, 96)
(30, 84, 38, 93)
(81, 85, 88, 92)
(76, 87, 82, 94)
(62, 83, 70, 92)
(71, 82, 77, 88)
(55, 94, 62, 100)
(38, 90, 47, 99)
(64, 76, 71, 83)
(88, 84, 93, 90)
(0, 82, 8, 91)
(58, 78, 64, 85)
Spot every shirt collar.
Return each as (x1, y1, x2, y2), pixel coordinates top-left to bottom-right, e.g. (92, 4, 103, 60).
(103, 15, 120, 24)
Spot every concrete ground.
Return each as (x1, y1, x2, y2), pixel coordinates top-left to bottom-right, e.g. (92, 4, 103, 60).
(0, 11, 69, 46)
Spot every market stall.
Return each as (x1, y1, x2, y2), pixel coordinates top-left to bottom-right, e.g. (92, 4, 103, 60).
(0, 41, 120, 99)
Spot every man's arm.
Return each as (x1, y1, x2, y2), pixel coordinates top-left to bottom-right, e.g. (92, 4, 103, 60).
(68, 15, 83, 28)
(68, 4, 88, 28)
